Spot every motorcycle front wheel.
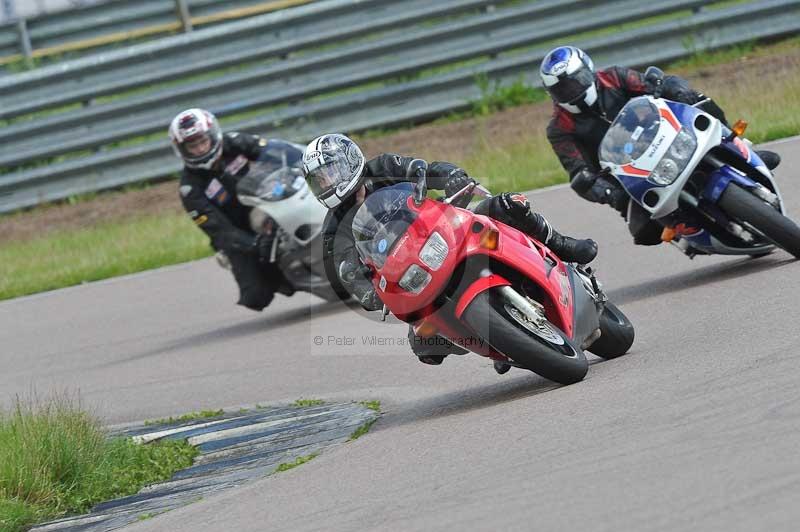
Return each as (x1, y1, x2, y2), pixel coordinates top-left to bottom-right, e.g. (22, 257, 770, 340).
(462, 288, 588, 385)
(719, 183, 800, 258)
(587, 302, 635, 359)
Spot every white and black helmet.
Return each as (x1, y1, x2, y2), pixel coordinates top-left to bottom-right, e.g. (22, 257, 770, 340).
(302, 134, 366, 209)
(540, 46, 597, 114)
(168, 108, 223, 170)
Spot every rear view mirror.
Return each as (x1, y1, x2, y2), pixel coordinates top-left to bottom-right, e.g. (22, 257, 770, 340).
(644, 66, 665, 98)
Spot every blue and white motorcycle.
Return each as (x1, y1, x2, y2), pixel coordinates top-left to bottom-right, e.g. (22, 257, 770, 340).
(599, 90, 800, 259)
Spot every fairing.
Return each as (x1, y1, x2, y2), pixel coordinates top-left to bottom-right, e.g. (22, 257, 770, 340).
(353, 188, 589, 346)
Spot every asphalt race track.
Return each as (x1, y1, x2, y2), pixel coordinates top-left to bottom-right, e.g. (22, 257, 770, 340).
(2, 137, 799, 531)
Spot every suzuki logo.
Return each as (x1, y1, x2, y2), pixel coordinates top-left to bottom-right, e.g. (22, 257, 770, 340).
(648, 135, 666, 158)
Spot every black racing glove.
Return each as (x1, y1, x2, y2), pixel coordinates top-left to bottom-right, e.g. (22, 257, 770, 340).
(570, 169, 628, 213)
(338, 260, 373, 285)
(338, 260, 383, 311)
(443, 169, 473, 198)
(253, 233, 274, 263)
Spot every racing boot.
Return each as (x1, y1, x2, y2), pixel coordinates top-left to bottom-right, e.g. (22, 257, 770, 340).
(546, 231, 599, 264)
(496, 192, 598, 264)
(756, 150, 781, 171)
(408, 326, 468, 365)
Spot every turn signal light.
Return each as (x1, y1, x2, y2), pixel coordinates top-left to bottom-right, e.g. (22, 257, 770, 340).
(414, 321, 438, 338)
(480, 229, 499, 250)
(732, 119, 748, 138)
(661, 227, 677, 242)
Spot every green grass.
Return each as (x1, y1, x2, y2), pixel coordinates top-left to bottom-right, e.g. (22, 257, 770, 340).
(470, 75, 548, 117)
(709, 66, 800, 144)
(293, 399, 325, 407)
(348, 419, 377, 441)
(464, 131, 567, 193)
(0, 395, 197, 532)
(358, 400, 381, 412)
(0, 211, 212, 301)
(143, 409, 225, 427)
(347, 401, 381, 441)
(274, 454, 318, 473)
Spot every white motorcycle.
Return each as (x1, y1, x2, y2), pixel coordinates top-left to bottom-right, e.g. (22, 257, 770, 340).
(232, 146, 340, 302)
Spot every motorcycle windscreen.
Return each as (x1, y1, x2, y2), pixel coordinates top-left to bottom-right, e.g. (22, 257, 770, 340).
(599, 97, 661, 166)
(352, 183, 418, 269)
(237, 163, 306, 201)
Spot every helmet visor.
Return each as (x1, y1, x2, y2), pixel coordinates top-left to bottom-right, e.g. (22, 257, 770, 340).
(184, 136, 213, 157)
(304, 154, 356, 200)
(548, 66, 595, 104)
(177, 123, 222, 164)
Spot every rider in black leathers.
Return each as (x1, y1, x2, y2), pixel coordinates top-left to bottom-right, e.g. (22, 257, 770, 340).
(540, 46, 781, 245)
(303, 133, 598, 365)
(170, 108, 302, 311)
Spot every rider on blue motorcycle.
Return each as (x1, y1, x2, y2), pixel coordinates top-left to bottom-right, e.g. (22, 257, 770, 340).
(303, 133, 598, 365)
(540, 46, 781, 245)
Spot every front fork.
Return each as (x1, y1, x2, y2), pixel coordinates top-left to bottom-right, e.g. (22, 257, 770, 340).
(573, 265, 607, 308)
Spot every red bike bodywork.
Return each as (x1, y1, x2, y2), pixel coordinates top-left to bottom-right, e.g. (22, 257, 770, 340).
(367, 196, 578, 362)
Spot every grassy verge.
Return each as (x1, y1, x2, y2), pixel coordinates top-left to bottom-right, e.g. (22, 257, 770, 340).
(144, 409, 225, 427)
(0, 395, 197, 532)
(293, 399, 325, 407)
(0, 211, 211, 301)
(358, 400, 381, 412)
(274, 454, 318, 473)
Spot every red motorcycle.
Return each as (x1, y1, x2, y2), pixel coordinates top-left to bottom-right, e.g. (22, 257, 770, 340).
(352, 176, 635, 384)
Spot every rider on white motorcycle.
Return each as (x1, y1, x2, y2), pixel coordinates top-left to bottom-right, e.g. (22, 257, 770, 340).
(170, 108, 300, 311)
(302, 133, 598, 365)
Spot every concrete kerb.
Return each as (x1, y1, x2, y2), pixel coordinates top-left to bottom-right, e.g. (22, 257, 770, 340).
(30, 401, 380, 532)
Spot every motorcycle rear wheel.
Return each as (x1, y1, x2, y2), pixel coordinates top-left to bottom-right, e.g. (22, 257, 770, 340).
(719, 183, 800, 258)
(587, 302, 635, 359)
(462, 288, 588, 385)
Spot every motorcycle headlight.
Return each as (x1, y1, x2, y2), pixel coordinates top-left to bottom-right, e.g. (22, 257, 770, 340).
(399, 264, 432, 294)
(419, 232, 448, 271)
(650, 129, 697, 185)
(670, 129, 697, 160)
(651, 158, 681, 185)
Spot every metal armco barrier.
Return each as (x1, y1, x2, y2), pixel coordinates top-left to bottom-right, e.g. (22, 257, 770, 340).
(0, 0, 314, 64)
(0, 0, 798, 213)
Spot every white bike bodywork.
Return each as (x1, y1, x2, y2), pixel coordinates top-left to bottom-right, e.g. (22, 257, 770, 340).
(237, 157, 338, 301)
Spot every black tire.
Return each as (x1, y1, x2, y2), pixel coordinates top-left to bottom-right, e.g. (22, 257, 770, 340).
(314, 287, 344, 303)
(587, 302, 635, 359)
(718, 183, 800, 258)
(462, 289, 588, 385)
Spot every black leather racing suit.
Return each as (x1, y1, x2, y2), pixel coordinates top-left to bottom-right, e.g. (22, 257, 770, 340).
(321, 153, 589, 361)
(546, 66, 728, 244)
(179, 133, 302, 310)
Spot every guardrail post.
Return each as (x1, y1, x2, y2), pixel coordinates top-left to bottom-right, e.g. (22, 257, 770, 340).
(483, 4, 498, 59)
(174, 0, 193, 32)
(16, 18, 33, 66)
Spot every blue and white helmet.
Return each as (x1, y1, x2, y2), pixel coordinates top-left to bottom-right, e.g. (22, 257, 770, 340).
(540, 46, 597, 114)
